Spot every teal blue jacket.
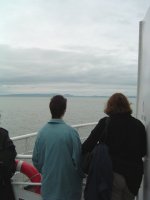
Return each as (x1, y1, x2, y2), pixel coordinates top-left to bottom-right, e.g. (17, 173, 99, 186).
(32, 119, 83, 200)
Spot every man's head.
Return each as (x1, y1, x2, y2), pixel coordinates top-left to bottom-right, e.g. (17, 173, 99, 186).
(49, 95, 67, 119)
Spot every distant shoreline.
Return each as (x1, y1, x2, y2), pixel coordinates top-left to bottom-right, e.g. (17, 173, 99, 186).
(0, 93, 136, 98)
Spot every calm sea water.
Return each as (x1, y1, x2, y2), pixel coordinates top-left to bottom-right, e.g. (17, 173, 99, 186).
(0, 96, 136, 138)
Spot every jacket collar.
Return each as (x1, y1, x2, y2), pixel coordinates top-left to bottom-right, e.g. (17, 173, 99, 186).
(48, 119, 65, 124)
(110, 113, 131, 119)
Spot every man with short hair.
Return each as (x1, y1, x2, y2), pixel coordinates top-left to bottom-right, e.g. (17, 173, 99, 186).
(32, 95, 83, 200)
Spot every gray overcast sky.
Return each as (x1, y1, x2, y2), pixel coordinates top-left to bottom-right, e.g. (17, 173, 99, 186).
(0, 0, 149, 96)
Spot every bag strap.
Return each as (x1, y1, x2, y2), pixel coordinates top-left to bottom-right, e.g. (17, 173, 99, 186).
(100, 117, 111, 143)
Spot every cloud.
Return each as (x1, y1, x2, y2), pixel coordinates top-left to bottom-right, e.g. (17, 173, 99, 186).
(0, 44, 138, 95)
(0, 0, 149, 95)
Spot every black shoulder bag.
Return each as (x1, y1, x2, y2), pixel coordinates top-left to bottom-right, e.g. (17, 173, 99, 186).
(82, 117, 110, 174)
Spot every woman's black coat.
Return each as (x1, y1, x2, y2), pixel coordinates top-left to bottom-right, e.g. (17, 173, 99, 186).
(82, 114, 147, 195)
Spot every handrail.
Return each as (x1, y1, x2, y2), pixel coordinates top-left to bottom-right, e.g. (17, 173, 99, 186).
(16, 136, 87, 159)
(11, 122, 97, 141)
(11, 122, 97, 159)
(17, 154, 32, 159)
(12, 132, 37, 141)
(72, 122, 97, 128)
(12, 182, 41, 185)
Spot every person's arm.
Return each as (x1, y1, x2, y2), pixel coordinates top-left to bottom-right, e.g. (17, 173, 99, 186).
(0, 128, 17, 162)
(141, 124, 147, 158)
(0, 128, 17, 176)
(82, 117, 107, 153)
(5, 132, 17, 159)
(71, 129, 84, 177)
(32, 136, 42, 173)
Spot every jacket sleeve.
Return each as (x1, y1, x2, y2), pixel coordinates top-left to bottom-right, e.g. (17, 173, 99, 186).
(0, 128, 17, 164)
(82, 117, 107, 153)
(32, 136, 42, 173)
(5, 132, 17, 159)
(71, 129, 84, 177)
(141, 124, 147, 158)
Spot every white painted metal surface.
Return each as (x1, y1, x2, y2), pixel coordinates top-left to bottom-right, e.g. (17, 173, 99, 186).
(136, 6, 150, 200)
(13, 185, 42, 200)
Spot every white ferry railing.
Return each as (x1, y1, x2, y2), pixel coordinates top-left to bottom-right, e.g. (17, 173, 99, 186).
(11, 122, 97, 155)
(11, 122, 97, 141)
(12, 182, 41, 185)
(16, 154, 32, 159)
